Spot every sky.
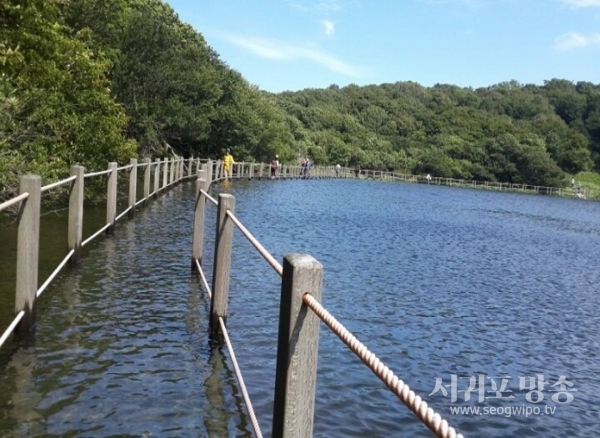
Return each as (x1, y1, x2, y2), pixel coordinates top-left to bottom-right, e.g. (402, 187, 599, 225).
(164, 0, 600, 93)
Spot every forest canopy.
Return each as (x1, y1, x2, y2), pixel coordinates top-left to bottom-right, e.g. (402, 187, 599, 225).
(2, 0, 600, 200)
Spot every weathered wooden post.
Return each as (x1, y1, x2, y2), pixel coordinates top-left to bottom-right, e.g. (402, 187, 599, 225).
(169, 158, 175, 185)
(272, 254, 323, 438)
(192, 169, 209, 271)
(143, 158, 151, 205)
(249, 162, 254, 180)
(206, 159, 213, 184)
(188, 157, 194, 178)
(162, 158, 168, 190)
(15, 175, 41, 335)
(128, 158, 137, 218)
(259, 163, 264, 180)
(236, 162, 241, 180)
(210, 194, 235, 336)
(106, 162, 117, 234)
(154, 158, 160, 198)
(68, 166, 84, 265)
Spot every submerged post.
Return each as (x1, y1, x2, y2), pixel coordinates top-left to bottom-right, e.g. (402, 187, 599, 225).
(210, 194, 235, 336)
(192, 169, 208, 271)
(206, 159, 213, 184)
(15, 175, 41, 336)
(272, 254, 323, 438)
(162, 158, 168, 190)
(154, 158, 160, 198)
(106, 162, 117, 234)
(128, 158, 137, 218)
(68, 166, 84, 265)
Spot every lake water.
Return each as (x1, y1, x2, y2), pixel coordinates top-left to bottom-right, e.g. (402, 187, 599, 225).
(0, 178, 599, 437)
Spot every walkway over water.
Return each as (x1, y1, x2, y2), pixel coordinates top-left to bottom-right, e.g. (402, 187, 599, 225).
(1, 160, 600, 437)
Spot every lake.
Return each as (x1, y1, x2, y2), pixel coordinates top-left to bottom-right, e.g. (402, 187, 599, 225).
(0, 177, 599, 437)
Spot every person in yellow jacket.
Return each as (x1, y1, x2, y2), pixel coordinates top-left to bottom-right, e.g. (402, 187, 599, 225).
(223, 148, 235, 180)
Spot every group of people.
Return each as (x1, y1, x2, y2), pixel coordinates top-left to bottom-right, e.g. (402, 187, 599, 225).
(300, 157, 311, 178)
(222, 149, 282, 180)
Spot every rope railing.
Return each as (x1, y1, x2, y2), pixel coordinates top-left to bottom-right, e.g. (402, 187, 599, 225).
(40, 175, 77, 193)
(37, 250, 75, 298)
(0, 192, 29, 212)
(218, 317, 264, 438)
(0, 311, 25, 349)
(116, 164, 134, 171)
(200, 189, 218, 206)
(84, 168, 113, 178)
(302, 293, 464, 438)
(225, 210, 283, 276)
(82, 223, 112, 247)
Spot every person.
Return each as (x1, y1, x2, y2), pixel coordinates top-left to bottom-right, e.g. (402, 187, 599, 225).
(301, 158, 307, 178)
(426, 173, 432, 183)
(336, 163, 341, 177)
(223, 148, 234, 180)
(304, 158, 311, 178)
(271, 155, 280, 179)
(354, 164, 361, 178)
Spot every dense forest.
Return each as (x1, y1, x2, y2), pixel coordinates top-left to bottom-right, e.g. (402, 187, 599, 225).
(2, 0, 600, 201)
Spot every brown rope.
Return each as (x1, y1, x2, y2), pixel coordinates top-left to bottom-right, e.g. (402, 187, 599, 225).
(303, 293, 464, 438)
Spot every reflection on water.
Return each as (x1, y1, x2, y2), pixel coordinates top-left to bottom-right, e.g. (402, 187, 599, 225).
(1, 179, 599, 437)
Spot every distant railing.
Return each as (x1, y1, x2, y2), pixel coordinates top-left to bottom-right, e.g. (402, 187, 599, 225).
(191, 163, 463, 437)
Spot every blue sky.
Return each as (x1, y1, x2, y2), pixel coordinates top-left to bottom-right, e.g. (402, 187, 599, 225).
(165, 0, 600, 93)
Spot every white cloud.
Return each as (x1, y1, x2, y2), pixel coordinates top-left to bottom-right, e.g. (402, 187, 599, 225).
(224, 35, 361, 76)
(560, 0, 600, 8)
(554, 31, 600, 50)
(323, 20, 335, 35)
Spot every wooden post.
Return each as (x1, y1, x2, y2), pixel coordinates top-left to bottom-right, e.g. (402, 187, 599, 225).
(106, 162, 117, 234)
(170, 158, 175, 185)
(259, 163, 264, 180)
(236, 162, 241, 180)
(249, 162, 254, 180)
(192, 169, 208, 271)
(143, 158, 151, 205)
(154, 158, 160, 198)
(210, 194, 235, 336)
(207, 159, 213, 185)
(128, 158, 137, 218)
(68, 166, 84, 265)
(272, 254, 323, 438)
(188, 157, 193, 178)
(162, 158, 168, 190)
(15, 175, 41, 336)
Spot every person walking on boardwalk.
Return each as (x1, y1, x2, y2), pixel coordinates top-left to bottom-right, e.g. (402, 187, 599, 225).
(271, 155, 280, 179)
(223, 148, 234, 180)
(336, 163, 341, 177)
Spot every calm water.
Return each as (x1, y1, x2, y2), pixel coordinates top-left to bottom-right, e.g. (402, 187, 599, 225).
(1, 178, 599, 437)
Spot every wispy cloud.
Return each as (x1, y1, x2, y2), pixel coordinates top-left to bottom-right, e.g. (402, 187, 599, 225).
(224, 35, 361, 76)
(559, 0, 600, 8)
(323, 20, 335, 36)
(286, 0, 344, 14)
(554, 31, 600, 50)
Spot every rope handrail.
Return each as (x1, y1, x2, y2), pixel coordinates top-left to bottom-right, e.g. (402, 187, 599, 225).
(84, 168, 113, 178)
(218, 317, 263, 438)
(200, 189, 218, 206)
(82, 223, 111, 247)
(0, 311, 25, 349)
(225, 210, 283, 276)
(116, 164, 134, 171)
(115, 206, 132, 222)
(40, 175, 78, 193)
(302, 293, 464, 438)
(37, 250, 75, 298)
(194, 260, 262, 437)
(0, 192, 29, 212)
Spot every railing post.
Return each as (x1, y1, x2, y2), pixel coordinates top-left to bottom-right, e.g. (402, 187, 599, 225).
(128, 158, 137, 218)
(188, 157, 193, 178)
(192, 169, 208, 271)
(107, 162, 117, 234)
(236, 162, 241, 180)
(162, 158, 168, 190)
(143, 158, 151, 205)
(272, 254, 323, 438)
(15, 175, 41, 336)
(154, 158, 160, 198)
(259, 163, 264, 180)
(206, 159, 213, 184)
(170, 158, 175, 186)
(68, 166, 84, 265)
(249, 162, 254, 180)
(210, 193, 235, 336)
